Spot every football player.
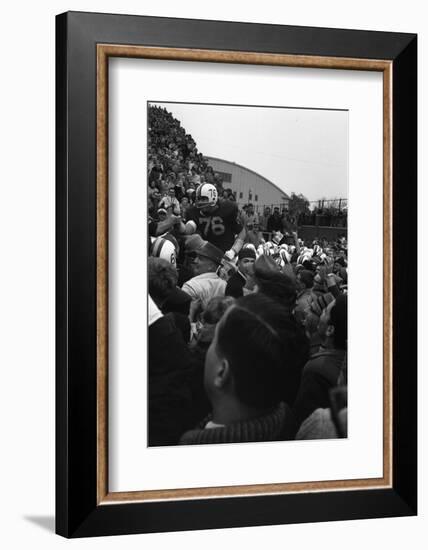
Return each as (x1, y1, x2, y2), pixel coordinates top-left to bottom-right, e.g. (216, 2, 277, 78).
(179, 183, 246, 259)
(150, 234, 179, 266)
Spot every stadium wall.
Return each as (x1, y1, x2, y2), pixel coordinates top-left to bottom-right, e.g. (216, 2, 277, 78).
(206, 156, 289, 211)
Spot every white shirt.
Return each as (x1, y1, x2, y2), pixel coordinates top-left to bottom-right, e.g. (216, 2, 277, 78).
(181, 272, 226, 309)
(158, 195, 180, 214)
(148, 296, 163, 327)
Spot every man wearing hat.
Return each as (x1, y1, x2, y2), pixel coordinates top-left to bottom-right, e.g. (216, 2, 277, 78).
(177, 234, 205, 287)
(181, 241, 227, 309)
(225, 247, 256, 298)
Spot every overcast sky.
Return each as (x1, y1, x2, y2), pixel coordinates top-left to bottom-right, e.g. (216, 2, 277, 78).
(152, 102, 348, 203)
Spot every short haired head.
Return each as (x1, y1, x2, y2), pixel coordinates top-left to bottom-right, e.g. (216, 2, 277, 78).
(204, 294, 299, 409)
(148, 257, 177, 305)
(297, 269, 314, 290)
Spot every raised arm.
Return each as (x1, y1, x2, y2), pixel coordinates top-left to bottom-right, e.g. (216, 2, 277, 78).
(225, 226, 247, 259)
(155, 214, 183, 236)
(178, 219, 197, 236)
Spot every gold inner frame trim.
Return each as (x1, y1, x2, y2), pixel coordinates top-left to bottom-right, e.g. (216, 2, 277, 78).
(96, 44, 393, 505)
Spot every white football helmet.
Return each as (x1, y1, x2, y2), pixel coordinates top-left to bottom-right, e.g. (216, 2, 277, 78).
(195, 183, 218, 210)
(151, 236, 177, 266)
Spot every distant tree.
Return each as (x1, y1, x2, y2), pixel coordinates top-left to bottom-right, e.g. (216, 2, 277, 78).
(288, 192, 310, 216)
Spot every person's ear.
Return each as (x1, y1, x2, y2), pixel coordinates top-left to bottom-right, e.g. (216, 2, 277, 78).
(214, 358, 232, 389)
(326, 324, 335, 338)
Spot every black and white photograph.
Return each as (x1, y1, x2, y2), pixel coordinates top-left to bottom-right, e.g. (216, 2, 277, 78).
(147, 101, 348, 446)
(0, 0, 420, 545)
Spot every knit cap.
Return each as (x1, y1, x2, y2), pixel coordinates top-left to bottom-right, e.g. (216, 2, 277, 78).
(238, 247, 256, 261)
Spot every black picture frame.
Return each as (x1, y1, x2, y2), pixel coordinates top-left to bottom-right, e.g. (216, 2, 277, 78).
(56, 11, 417, 538)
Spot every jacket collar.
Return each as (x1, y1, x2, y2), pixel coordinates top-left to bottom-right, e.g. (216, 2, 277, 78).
(191, 271, 221, 281)
(311, 347, 346, 360)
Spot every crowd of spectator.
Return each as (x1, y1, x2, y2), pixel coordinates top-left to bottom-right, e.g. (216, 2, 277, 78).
(148, 105, 237, 221)
(148, 105, 347, 231)
(148, 230, 348, 446)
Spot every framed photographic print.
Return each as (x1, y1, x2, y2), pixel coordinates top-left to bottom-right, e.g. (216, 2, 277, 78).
(56, 11, 417, 537)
